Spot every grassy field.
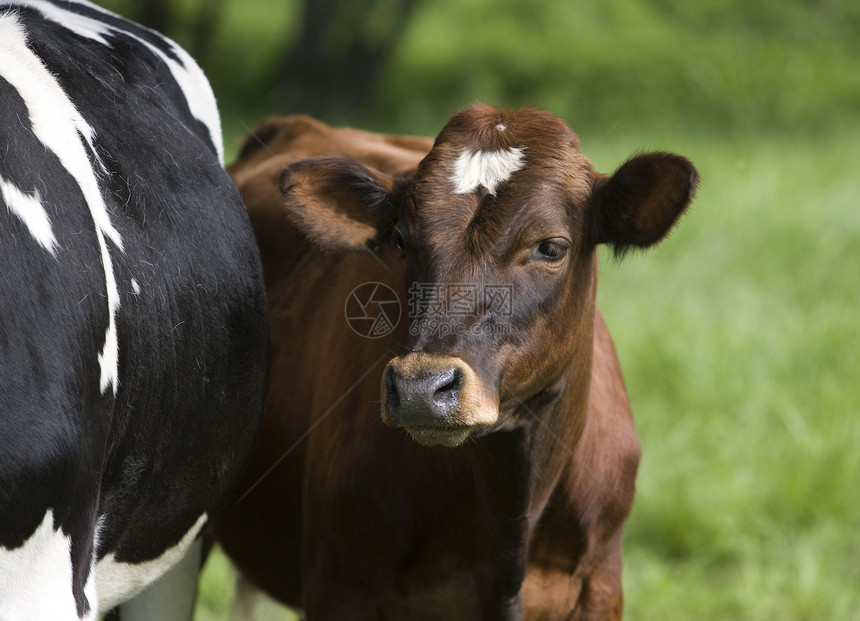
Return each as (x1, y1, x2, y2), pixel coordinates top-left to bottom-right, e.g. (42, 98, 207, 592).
(191, 127, 860, 620)
(593, 129, 860, 620)
(95, 0, 859, 618)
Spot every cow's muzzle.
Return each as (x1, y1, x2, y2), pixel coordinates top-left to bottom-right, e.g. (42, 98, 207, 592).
(380, 353, 498, 447)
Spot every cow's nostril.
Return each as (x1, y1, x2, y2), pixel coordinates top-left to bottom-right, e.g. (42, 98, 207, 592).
(381, 355, 498, 437)
(385, 367, 400, 411)
(432, 368, 463, 408)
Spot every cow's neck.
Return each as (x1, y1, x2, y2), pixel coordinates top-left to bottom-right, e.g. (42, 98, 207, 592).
(464, 350, 595, 605)
(521, 254, 599, 522)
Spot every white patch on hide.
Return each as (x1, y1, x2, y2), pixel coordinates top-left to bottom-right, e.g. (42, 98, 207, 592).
(94, 513, 207, 613)
(0, 13, 122, 394)
(0, 174, 58, 254)
(0, 509, 97, 621)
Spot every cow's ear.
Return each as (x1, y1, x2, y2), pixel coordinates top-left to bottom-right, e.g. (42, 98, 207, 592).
(279, 155, 404, 252)
(590, 152, 698, 257)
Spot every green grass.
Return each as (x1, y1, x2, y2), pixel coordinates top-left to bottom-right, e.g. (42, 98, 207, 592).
(195, 548, 300, 620)
(593, 129, 860, 620)
(194, 547, 237, 620)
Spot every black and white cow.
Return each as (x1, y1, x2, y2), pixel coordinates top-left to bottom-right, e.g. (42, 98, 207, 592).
(0, 1, 268, 618)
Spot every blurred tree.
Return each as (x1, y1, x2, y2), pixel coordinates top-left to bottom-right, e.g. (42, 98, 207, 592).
(113, 0, 226, 64)
(276, 0, 422, 121)
(188, 0, 227, 63)
(117, 0, 171, 36)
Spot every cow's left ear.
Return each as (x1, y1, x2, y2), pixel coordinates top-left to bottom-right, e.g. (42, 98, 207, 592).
(590, 152, 699, 257)
(279, 155, 404, 252)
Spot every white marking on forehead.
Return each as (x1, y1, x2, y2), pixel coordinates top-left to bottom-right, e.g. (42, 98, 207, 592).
(1, 14, 122, 394)
(131, 278, 140, 295)
(0, 509, 94, 619)
(0, 174, 58, 254)
(451, 147, 525, 196)
(7, 0, 225, 162)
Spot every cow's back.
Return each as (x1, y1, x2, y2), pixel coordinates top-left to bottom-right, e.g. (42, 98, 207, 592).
(0, 2, 267, 617)
(214, 116, 428, 602)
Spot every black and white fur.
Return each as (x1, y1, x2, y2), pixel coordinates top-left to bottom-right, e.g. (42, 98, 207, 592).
(0, 1, 268, 618)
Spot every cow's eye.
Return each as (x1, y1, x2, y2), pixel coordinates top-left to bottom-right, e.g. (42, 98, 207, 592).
(533, 239, 569, 263)
(394, 235, 406, 250)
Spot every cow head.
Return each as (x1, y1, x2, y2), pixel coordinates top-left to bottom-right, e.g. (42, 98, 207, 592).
(280, 104, 698, 447)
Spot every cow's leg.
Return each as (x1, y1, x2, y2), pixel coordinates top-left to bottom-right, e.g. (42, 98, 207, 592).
(523, 533, 625, 621)
(230, 573, 263, 620)
(116, 537, 202, 621)
(568, 542, 624, 621)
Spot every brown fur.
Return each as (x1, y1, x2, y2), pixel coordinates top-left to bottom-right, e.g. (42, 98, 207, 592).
(214, 107, 698, 620)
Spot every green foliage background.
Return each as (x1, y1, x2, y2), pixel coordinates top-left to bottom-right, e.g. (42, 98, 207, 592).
(99, 0, 859, 619)
(104, 0, 860, 140)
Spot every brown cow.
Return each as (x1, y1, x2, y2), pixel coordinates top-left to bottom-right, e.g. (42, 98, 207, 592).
(214, 105, 698, 620)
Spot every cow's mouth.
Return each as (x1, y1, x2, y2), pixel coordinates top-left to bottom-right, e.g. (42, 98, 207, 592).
(380, 353, 498, 447)
(401, 424, 474, 447)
